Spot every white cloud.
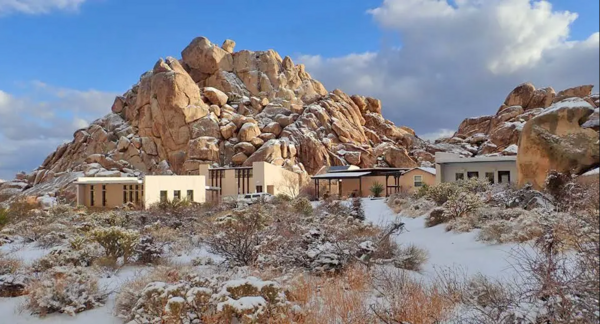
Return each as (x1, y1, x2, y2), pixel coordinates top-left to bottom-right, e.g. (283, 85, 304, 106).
(0, 83, 117, 179)
(0, 0, 86, 15)
(298, 0, 599, 137)
(419, 128, 456, 141)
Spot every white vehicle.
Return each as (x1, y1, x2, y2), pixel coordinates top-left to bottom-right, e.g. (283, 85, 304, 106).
(239, 192, 274, 204)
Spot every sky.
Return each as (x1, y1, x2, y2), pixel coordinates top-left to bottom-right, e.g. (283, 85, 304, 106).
(0, 0, 598, 180)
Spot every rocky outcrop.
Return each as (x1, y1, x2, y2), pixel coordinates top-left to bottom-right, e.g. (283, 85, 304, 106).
(7, 36, 425, 198)
(517, 98, 600, 189)
(442, 83, 599, 158)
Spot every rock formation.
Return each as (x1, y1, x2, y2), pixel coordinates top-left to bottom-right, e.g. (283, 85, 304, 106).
(439, 83, 599, 158)
(1, 36, 423, 198)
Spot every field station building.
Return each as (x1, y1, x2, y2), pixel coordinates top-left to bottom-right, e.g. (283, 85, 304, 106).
(434, 152, 517, 184)
(75, 161, 301, 209)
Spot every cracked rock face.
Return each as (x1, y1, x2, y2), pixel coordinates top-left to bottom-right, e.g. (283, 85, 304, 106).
(6, 36, 424, 198)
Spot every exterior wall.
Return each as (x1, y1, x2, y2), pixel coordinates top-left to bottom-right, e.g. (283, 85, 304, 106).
(334, 175, 388, 197)
(77, 183, 143, 208)
(399, 169, 436, 193)
(143, 175, 206, 207)
(437, 160, 517, 184)
(252, 162, 300, 197)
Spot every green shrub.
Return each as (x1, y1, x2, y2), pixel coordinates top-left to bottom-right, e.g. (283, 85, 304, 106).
(292, 197, 313, 216)
(423, 182, 462, 205)
(370, 182, 384, 198)
(0, 208, 8, 229)
(273, 193, 292, 204)
(443, 192, 483, 220)
(88, 226, 139, 263)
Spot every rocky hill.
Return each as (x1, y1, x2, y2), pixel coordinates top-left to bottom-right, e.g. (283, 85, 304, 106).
(1, 36, 428, 198)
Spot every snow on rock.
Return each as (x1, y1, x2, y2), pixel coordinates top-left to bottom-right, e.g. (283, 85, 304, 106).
(582, 167, 599, 176)
(502, 144, 518, 155)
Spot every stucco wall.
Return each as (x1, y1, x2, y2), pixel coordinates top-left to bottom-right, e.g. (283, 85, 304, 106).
(437, 160, 517, 184)
(252, 162, 300, 197)
(399, 169, 436, 193)
(77, 183, 143, 208)
(143, 175, 206, 207)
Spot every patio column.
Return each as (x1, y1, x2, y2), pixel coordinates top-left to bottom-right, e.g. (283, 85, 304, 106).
(328, 179, 331, 193)
(359, 177, 362, 197)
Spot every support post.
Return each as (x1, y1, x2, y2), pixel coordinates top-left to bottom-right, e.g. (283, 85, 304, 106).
(359, 177, 362, 197)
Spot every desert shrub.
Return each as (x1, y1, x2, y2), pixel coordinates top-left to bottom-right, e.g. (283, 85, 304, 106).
(0, 208, 8, 229)
(135, 235, 163, 264)
(201, 208, 269, 266)
(393, 244, 429, 272)
(273, 193, 292, 204)
(317, 199, 351, 216)
(442, 192, 483, 220)
(370, 267, 458, 324)
(0, 253, 22, 275)
(425, 207, 448, 228)
(32, 247, 95, 272)
(423, 182, 462, 205)
(349, 197, 365, 221)
(299, 184, 317, 201)
(1, 197, 38, 225)
(26, 266, 105, 316)
(292, 197, 313, 216)
(370, 181, 384, 197)
(117, 270, 294, 324)
(88, 226, 139, 263)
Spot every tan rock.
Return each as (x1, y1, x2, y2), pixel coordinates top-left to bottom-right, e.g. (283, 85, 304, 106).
(399, 126, 416, 136)
(203, 87, 229, 106)
(187, 136, 220, 162)
(181, 36, 233, 74)
(262, 122, 282, 136)
(527, 87, 555, 110)
(504, 82, 536, 108)
(141, 137, 158, 156)
(238, 123, 261, 142)
(190, 116, 221, 139)
(111, 96, 125, 114)
(220, 122, 236, 140)
(243, 139, 283, 166)
(250, 137, 264, 148)
(517, 98, 599, 189)
(554, 85, 594, 102)
(375, 143, 418, 168)
(234, 142, 256, 155)
(231, 152, 248, 165)
(365, 97, 382, 114)
(258, 132, 276, 142)
(344, 151, 361, 165)
(117, 137, 130, 152)
(455, 115, 493, 137)
(222, 39, 236, 54)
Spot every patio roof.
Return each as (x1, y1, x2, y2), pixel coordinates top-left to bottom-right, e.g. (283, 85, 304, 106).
(311, 171, 372, 179)
(74, 177, 143, 185)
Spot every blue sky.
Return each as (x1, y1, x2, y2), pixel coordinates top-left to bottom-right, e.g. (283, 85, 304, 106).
(0, 0, 598, 180)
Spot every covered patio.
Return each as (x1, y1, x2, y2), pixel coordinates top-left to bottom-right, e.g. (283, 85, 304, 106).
(311, 168, 405, 198)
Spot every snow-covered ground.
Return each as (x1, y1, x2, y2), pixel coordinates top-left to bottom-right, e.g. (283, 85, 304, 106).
(0, 198, 526, 322)
(362, 198, 525, 279)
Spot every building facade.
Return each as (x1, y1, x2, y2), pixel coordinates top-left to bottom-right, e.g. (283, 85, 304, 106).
(434, 152, 517, 185)
(75, 175, 207, 209)
(398, 167, 437, 193)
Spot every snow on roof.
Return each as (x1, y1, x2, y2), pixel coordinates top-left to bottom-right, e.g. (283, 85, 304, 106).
(311, 171, 372, 179)
(435, 152, 516, 164)
(403, 167, 436, 175)
(582, 168, 599, 176)
(328, 165, 360, 172)
(74, 177, 143, 185)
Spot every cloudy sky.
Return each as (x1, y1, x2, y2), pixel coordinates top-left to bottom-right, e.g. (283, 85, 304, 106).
(0, 0, 598, 180)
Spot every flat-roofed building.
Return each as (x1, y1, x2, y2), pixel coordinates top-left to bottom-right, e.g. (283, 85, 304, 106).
(74, 175, 207, 209)
(311, 167, 411, 198)
(398, 167, 437, 193)
(434, 152, 517, 185)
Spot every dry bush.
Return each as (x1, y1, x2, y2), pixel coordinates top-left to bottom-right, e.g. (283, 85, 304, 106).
(299, 184, 318, 201)
(288, 265, 375, 324)
(26, 266, 106, 317)
(425, 207, 447, 228)
(371, 267, 458, 324)
(0, 253, 22, 275)
(393, 244, 429, 272)
(442, 192, 483, 220)
(88, 226, 139, 263)
(292, 197, 313, 216)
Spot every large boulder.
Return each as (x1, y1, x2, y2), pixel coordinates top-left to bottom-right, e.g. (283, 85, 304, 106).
(238, 123, 261, 142)
(504, 82, 536, 108)
(375, 143, 418, 168)
(187, 137, 220, 162)
(517, 98, 600, 189)
(181, 37, 233, 74)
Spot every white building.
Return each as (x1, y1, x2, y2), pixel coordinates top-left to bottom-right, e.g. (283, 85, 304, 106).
(434, 152, 517, 185)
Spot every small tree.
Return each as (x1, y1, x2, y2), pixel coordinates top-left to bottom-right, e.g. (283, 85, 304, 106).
(370, 182, 384, 198)
(277, 171, 301, 198)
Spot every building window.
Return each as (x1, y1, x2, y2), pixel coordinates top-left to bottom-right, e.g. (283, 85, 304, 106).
(413, 175, 423, 187)
(455, 173, 464, 181)
(498, 171, 511, 184)
(485, 172, 494, 184)
(90, 185, 95, 207)
(187, 190, 194, 201)
(256, 185, 263, 193)
(467, 171, 479, 179)
(160, 191, 168, 203)
(174, 190, 181, 201)
(102, 185, 107, 207)
(123, 185, 128, 204)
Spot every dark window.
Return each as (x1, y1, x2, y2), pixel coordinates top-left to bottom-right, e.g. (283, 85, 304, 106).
(187, 190, 194, 201)
(123, 185, 128, 203)
(467, 171, 479, 179)
(135, 190, 139, 204)
(160, 191, 168, 203)
(414, 175, 423, 187)
(174, 190, 181, 201)
(485, 172, 494, 184)
(90, 185, 95, 207)
(455, 173, 464, 181)
(256, 185, 263, 193)
(498, 171, 511, 184)
(102, 185, 107, 207)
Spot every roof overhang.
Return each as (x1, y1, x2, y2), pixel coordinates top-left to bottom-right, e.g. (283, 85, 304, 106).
(311, 171, 372, 179)
(74, 177, 143, 185)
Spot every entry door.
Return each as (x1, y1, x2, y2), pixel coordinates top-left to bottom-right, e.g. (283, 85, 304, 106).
(256, 185, 263, 193)
(498, 171, 510, 183)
